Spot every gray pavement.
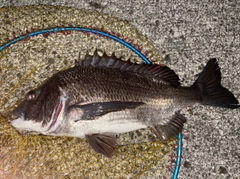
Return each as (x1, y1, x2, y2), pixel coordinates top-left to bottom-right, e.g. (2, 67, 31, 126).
(1, 0, 240, 178)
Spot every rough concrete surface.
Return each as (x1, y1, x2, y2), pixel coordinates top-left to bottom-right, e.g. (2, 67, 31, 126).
(1, 0, 240, 179)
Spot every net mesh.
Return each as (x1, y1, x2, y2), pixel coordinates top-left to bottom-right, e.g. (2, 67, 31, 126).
(0, 5, 177, 179)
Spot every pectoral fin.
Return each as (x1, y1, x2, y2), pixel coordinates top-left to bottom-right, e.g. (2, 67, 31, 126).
(151, 112, 187, 141)
(85, 133, 117, 158)
(72, 101, 144, 121)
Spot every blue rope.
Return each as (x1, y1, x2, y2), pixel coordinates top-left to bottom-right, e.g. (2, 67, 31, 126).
(0, 27, 151, 65)
(172, 133, 183, 179)
(0, 26, 182, 178)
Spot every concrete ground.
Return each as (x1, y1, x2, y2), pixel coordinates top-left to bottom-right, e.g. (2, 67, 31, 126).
(1, 0, 240, 178)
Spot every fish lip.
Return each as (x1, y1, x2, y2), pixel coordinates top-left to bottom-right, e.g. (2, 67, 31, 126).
(11, 114, 19, 120)
(11, 110, 25, 122)
(12, 101, 27, 119)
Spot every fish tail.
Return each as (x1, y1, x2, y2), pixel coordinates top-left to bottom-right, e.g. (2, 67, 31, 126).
(191, 58, 239, 109)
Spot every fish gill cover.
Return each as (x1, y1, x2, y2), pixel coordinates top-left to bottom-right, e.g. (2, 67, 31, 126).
(0, 5, 178, 179)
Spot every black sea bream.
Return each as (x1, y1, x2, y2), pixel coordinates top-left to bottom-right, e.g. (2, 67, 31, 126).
(11, 51, 240, 157)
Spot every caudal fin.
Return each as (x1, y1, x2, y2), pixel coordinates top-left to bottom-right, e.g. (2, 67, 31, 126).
(192, 58, 239, 109)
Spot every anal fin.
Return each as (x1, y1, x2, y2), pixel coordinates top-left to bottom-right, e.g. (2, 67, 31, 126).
(151, 112, 187, 141)
(85, 133, 117, 158)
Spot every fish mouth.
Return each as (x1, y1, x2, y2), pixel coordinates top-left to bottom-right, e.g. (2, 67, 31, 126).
(11, 114, 19, 120)
(47, 100, 63, 133)
(12, 100, 28, 119)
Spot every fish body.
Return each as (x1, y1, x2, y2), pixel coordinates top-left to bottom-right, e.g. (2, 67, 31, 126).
(11, 51, 240, 157)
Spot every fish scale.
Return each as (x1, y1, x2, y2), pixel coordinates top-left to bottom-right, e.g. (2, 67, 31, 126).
(61, 67, 170, 105)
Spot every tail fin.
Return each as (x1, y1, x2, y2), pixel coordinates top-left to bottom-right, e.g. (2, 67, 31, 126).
(192, 58, 239, 109)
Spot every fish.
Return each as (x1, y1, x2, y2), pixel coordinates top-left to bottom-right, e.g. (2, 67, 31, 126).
(11, 50, 240, 158)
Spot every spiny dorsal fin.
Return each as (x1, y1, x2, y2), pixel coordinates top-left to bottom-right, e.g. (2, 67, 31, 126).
(76, 50, 180, 87)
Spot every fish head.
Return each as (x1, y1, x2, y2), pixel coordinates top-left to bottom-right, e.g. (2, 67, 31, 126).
(11, 85, 67, 135)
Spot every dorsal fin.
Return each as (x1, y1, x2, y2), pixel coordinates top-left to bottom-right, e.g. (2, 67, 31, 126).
(75, 50, 180, 87)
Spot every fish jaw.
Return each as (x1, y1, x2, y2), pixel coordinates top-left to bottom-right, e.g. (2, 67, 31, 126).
(11, 116, 48, 133)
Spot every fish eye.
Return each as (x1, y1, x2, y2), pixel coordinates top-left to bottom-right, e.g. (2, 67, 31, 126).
(26, 90, 36, 101)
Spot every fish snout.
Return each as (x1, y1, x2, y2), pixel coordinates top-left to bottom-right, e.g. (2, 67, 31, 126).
(11, 113, 19, 121)
(11, 100, 29, 119)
